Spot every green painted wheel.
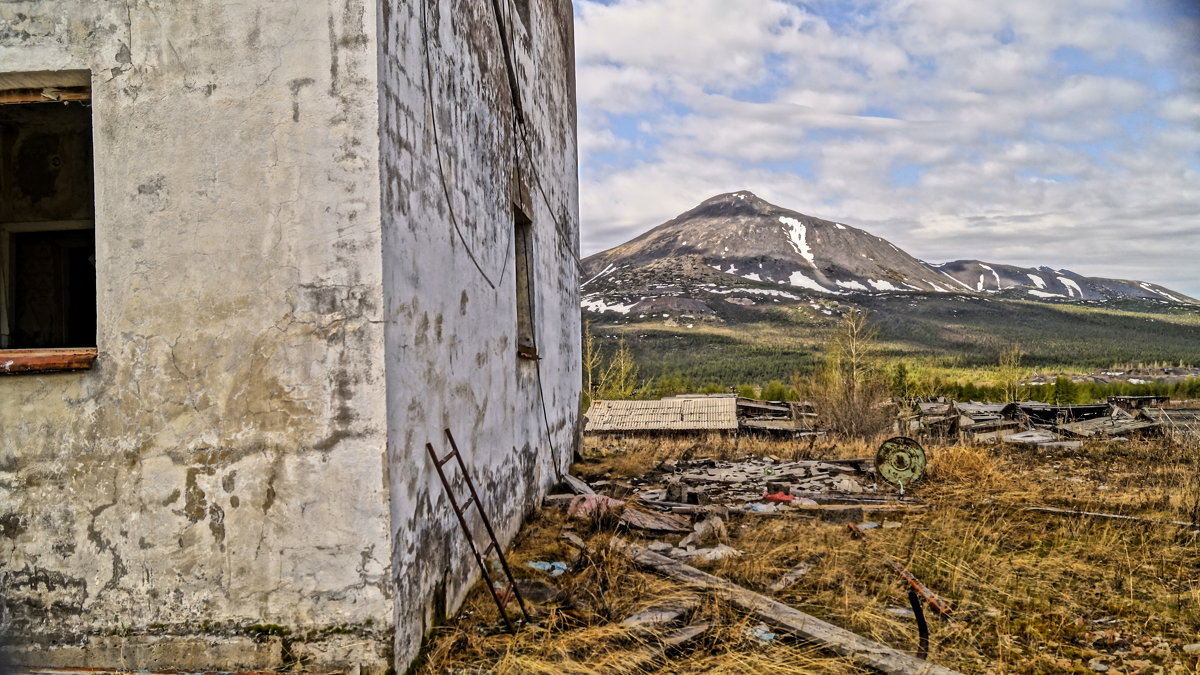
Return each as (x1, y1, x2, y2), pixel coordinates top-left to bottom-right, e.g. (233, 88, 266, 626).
(876, 436, 927, 487)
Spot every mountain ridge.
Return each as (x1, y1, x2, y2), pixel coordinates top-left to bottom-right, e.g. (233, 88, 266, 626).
(582, 191, 1196, 308)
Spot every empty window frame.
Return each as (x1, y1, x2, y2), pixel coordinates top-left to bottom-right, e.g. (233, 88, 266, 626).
(0, 73, 96, 371)
(513, 205, 537, 358)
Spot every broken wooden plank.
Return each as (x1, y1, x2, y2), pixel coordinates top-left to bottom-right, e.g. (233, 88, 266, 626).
(561, 531, 590, 553)
(1024, 506, 1199, 529)
(620, 508, 693, 533)
(543, 493, 577, 507)
(616, 539, 961, 675)
(620, 593, 701, 629)
(563, 474, 596, 495)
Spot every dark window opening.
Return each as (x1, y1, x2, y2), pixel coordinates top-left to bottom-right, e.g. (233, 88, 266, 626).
(514, 205, 536, 358)
(0, 80, 96, 353)
(11, 230, 95, 347)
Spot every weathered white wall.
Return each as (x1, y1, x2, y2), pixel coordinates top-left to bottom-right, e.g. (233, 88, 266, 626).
(0, 1, 394, 670)
(377, 0, 580, 666)
(0, 0, 579, 670)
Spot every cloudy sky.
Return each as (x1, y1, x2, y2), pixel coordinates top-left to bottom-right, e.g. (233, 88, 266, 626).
(572, 0, 1200, 297)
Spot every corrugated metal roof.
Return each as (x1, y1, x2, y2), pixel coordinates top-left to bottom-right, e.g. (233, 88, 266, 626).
(585, 398, 739, 432)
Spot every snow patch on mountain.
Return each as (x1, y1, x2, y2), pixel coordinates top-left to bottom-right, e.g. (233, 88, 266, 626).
(707, 287, 800, 300)
(779, 216, 815, 266)
(788, 269, 831, 293)
(582, 263, 617, 288)
(980, 263, 1003, 289)
(1140, 282, 1185, 303)
(1058, 276, 1083, 298)
(582, 295, 637, 314)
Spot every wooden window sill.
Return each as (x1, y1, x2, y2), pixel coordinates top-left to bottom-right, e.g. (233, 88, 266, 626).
(0, 348, 97, 375)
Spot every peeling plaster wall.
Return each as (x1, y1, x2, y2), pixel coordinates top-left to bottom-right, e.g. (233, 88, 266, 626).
(0, 1, 394, 671)
(377, 0, 580, 666)
(0, 0, 579, 671)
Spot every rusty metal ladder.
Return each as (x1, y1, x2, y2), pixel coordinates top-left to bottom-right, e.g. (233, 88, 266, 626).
(426, 428, 531, 632)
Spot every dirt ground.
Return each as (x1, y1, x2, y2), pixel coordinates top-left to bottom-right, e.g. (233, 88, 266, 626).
(415, 434, 1200, 674)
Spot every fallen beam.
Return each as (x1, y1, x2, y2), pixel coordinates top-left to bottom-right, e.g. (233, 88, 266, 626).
(1024, 506, 1199, 529)
(563, 474, 596, 495)
(616, 539, 962, 675)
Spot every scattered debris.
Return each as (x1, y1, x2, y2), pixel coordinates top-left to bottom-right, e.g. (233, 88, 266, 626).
(562, 474, 597, 495)
(614, 454, 921, 510)
(511, 579, 561, 606)
(567, 494, 623, 520)
(526, 561, 568, 577)
(616, 538, 963, 674)
(669, 543, 743, 562)
(1003, 430, 1060, 447)
(875, 437, 927, 494)
(746, 623, 777, 644)
(769, 555, 823, 592)
(891, 560, 953, 616)
(679, 515, 728, 547)
(560, 531, 590, 554)
(620, 507, 694, 533)
(620, 594, 701, 630)
(1058, 415, 1161, 438)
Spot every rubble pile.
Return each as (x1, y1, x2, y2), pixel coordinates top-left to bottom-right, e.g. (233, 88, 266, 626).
(629, 456, 876, 507)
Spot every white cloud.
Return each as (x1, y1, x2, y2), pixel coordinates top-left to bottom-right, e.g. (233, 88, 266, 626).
(574, 0, 1200, 298)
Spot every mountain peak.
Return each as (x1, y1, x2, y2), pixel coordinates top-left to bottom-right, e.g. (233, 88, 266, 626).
(582, 191, 1197, 305)
(702, 190, 764, 204)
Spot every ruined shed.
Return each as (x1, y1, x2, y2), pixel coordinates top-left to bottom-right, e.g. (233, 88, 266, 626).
(1141, 408, 1200, 439)
(585, 398, 740, 433)
(0, 1, 580, 672)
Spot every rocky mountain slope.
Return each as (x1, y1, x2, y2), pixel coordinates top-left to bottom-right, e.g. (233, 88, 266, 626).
(931, 260, 1192, 302)
(582, 191, 1196, 314)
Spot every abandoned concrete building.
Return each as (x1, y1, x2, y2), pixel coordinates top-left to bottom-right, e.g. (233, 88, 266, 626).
(0, 0, 579, 671)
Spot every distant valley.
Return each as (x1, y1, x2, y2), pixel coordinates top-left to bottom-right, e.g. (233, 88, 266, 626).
(580, 191, 1200, 385)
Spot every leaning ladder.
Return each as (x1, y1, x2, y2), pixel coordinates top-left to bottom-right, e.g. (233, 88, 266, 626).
(426, 428, 531, 632)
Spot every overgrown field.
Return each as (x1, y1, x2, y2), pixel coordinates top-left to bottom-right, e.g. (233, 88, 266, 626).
(417, 435, 1200, 674)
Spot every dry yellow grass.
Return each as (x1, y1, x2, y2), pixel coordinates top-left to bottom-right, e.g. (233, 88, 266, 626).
(417, 434, 1200, 674)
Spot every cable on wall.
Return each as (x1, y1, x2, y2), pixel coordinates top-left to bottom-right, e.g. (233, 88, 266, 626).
(419, 0, 511, 290)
